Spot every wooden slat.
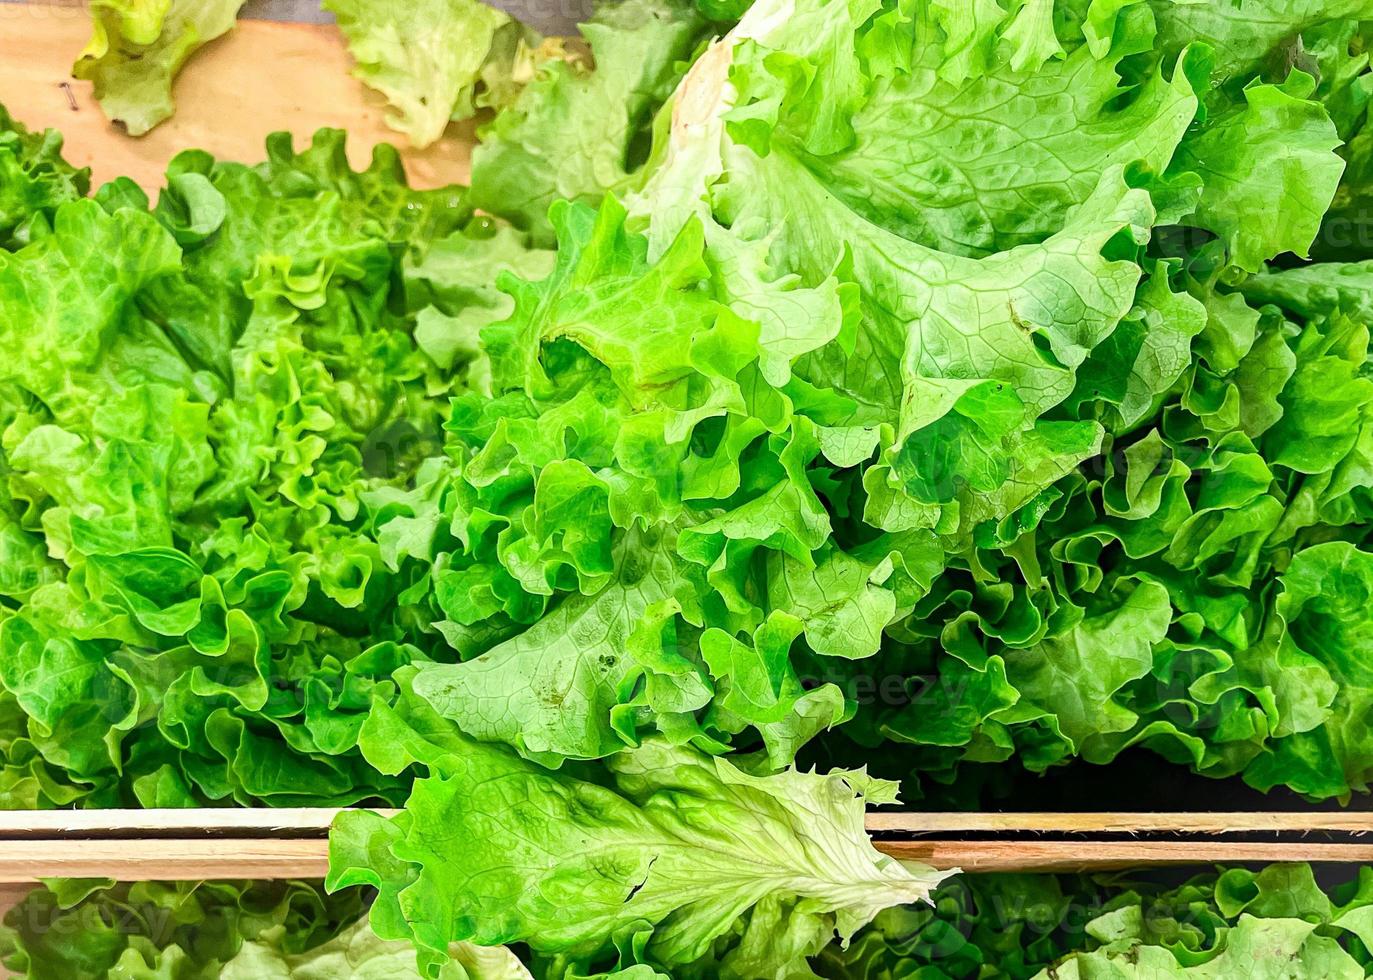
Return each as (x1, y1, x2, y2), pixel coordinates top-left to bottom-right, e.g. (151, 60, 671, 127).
(0, 839, 329, 882)
(0, 4, 474, 191)
(0, 809, 1367, 838)
(0, 810, 1370, 880)
(0, 836, 1370, 881)
(866, 811, 1373, 835)
(880, 840, 1373, 873)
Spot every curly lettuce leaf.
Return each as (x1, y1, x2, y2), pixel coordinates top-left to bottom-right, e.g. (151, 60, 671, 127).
(820, 864, 1373, 979)
(843, 272, 1373, 797)
(469, 0, 708, 242)
(0, 130, 533, 810)
(412, 524, 697, 763)
(631, 0, 1189, 544)
(1152, 0, 1373, 83)
(73, 0, 247, 135)
(600, 0, 1373, 803)
(0, 878, 367, 980)
(222, 916, 532, 980)
(329, 680, 949, 978)
(324, 0, 536, 148)
(364, 195, 935, 768)
(1244, 542, 1373, 799)
(0, 103, 90, 249)
(1241, 260, 1373, 324)
(404, 221, 556, 380)
(1171, 71, 1345, 272)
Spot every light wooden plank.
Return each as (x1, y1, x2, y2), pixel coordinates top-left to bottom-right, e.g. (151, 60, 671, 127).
(880, 840, 1373, 873)
(0, 808, 1368, 838)
(866, 812, 1373, 835)
(0, 4, 473, 191)
(0, 839, 330, 882)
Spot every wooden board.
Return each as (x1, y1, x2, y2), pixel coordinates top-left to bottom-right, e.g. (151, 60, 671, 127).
(0, 3, 474, 191)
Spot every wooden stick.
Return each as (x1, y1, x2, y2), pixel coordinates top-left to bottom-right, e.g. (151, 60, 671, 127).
(866, 812, 1373, 835)
(0, 837, 1370, 881)
(0, 809, 1366, 838)
(0, 840, 330, 883)
(882, 840, 1373, 872)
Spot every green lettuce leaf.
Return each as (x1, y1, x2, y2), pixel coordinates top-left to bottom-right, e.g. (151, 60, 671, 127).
(1244, 542, 1373, 799)
(0, 129, 538, 810)
(629, 0, 1197, 547)
(329, 679, 950, 978)
(324, 0, 537, 148)
(598, 0, 1373, 803)
(74, 0, 248, 135)
(0, 874, 529, 980)
(1152, 0, 1373, 83)
(469, 0, 708, 242)
(363, 194, 930, 768)
(0, 103, 90, 249)
(1171, 71, 1345, 272)
(1241, 260, 1373, 324)
(1041, 917, 1361, 978)
(0, 878, 366, 980)
(842, 267, 1373, 797)
(819, 864, 1373, 980)
(222, 916, 533, 980)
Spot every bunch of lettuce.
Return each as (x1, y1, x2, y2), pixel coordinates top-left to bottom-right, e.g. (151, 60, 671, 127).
(0, 877, 529, 979)
(818, 863, 1373, 979)
(0, 110, 523, 809)
(6, 0, 1373, 974)
(326, 0, 1373, 970)
(327, 674, 949, 978)
(493, 0, 1372, 804)
(0, 9, 952, 969)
